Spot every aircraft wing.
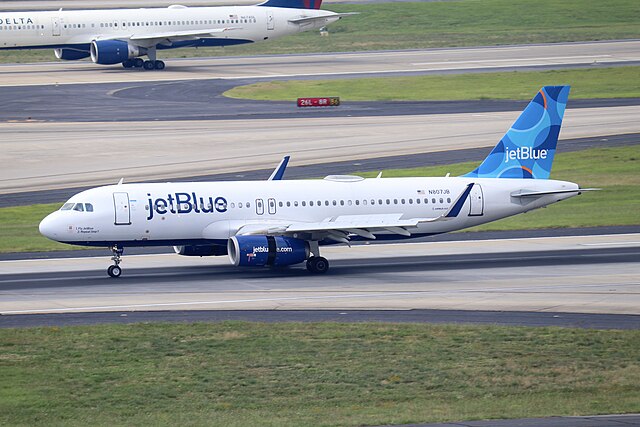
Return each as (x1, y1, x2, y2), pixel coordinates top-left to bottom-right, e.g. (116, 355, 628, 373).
(236, 183, 475, 243)
(126, 27, 241, 44)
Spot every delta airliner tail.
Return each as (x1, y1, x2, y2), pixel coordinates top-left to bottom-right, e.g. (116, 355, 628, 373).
(259, 0, 323, 9)
(464, 85, 570, 179)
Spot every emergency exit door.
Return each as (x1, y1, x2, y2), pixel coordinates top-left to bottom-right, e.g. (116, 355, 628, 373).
(113, 192, 131, 225)
(469, 184, 484, 216)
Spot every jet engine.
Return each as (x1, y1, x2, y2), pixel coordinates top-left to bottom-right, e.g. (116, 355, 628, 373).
(174, 245, 228, 257)
(228, 235, 309, 267)
(54, 48, 90, 60)
(90, 40, 145, 65)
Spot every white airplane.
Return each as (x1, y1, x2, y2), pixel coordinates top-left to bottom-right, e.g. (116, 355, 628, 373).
(0, 0, 352, 69)
(40, 86, 596, 277)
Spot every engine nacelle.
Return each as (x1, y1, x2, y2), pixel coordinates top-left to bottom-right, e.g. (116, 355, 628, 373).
(228, 235, 309, 267)
(90, 40, 145, 65)
(54, 48, 90, 61)
(173, 245, 228, 257)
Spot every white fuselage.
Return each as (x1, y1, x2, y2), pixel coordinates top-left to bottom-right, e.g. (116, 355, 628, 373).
(0, 6, 337, 51)
(39, 176, 580, 247)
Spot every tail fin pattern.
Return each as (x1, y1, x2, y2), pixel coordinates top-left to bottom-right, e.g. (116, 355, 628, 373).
(464, 85, 570, 179)
(258, 0, 322, 9)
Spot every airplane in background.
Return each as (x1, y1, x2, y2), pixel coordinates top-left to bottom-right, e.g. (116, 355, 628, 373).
(40, 86, 596, 277)
(0, 0, 352, 70)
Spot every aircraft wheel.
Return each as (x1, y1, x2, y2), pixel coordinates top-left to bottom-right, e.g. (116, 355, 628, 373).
(154, 60, 165, 70)
(306, 256, 329, 274)
(133, 58, 144, 68)
(122, 59, 134, 68)
(143, 60, 155, 70)
(107, 265, 122, 278)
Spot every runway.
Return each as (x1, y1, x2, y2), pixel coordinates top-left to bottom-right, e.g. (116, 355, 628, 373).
(2, 40, 640, 87)
(1, 234, 639, 318)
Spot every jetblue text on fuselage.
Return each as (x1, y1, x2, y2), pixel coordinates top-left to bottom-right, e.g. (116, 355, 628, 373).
(505, 147, 548, 163)
(0, 17, 34, 25)
(146, 192, 227, 220)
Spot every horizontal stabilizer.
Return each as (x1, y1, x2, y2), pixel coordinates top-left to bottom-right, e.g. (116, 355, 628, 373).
(288, 12, 358, 24)
(511, 188, 600, 198)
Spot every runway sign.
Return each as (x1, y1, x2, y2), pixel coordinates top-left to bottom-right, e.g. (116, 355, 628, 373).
(297, 97, 340, 107)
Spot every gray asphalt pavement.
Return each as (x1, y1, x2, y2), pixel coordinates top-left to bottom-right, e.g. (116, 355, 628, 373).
(3, 76, 640, 123)
(2, 308, 640, 329)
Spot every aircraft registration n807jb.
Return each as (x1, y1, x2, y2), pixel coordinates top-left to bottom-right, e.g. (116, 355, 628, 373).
(40, 86, 597, 277)
(0, 0, 353, 70)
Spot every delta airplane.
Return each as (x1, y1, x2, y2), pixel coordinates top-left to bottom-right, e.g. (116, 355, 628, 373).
(40, 86, 596, 277)
(0, 0, 352, 70)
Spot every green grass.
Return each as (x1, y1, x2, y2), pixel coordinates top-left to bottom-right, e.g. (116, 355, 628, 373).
(225, 66, 640, 101)
(1, 0, 639, 63)
(1, 322, 639, 426)
(2, 145, 638, 253)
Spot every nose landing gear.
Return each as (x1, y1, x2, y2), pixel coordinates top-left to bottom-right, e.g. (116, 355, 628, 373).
(107, 245, 123, 278)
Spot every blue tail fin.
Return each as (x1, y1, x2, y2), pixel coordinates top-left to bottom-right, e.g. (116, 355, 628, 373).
(464, 85, 570, 179)
(258, 0, 322, 9)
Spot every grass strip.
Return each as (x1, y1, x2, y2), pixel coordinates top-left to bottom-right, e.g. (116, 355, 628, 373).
(1, 322, 639, 426)
(224, 66, 640, 101)
(1, 145, 638, 253)
(1, 0, 639, 63)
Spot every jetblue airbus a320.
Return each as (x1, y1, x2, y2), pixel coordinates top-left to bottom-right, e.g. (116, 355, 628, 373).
(40, 86, 595, 277)
(0, 0, 352, 70)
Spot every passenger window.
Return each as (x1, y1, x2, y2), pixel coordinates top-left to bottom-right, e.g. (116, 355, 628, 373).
(287, 201, 291, 207)
(416, 198, 420, 204)
(340, 200, 344, 206)
(279, 201, 283, 207)
(393, 199, 398, 204)
(294, 201, 298, 207)
(239, 202, 243, 208)
(440, 198, 444, 204)
(332, 200, 337, 206)
(85, 203, 94, 212)
(424, 198, 429, 204)
(401, 199, 405, 204)
(447, 198, 451, 203)
(355, 200, 360, 206)
(302, 201, 306, 207)
(432, 198, 436, 204)
(409, 199, 413, 204)
(371, 199, 375, 205)
(385, 199, 390, 205)
(309, 201, 314, 206)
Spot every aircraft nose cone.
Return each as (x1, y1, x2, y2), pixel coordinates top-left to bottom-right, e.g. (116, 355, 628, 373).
(39, 213, 60, 240)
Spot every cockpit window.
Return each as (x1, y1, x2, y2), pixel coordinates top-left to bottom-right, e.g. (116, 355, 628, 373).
(85, 203, 94, 212)
(73, 203, 84, 212)
(60, 203, 74, 211)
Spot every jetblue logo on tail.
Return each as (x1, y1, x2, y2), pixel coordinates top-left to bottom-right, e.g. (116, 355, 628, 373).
(505, 147, 548, 163)
(464, 86, 570, 180)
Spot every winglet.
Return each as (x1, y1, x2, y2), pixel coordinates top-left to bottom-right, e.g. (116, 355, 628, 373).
(444, 183, 474, 218)
(268, 156, 290, 181)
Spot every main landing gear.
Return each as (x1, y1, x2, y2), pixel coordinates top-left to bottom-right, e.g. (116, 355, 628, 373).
(306, 256, 329, 274)
(107, 245, 123, 278)
(306, 241, 329, 274)
(122, 59, 165, 70)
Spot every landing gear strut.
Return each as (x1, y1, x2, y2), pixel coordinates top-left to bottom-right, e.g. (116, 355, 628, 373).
(107, 245, 123, 278)
(306, 241, 329, 274)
